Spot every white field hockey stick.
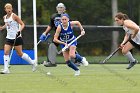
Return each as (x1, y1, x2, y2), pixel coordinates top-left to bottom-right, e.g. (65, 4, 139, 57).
(65, 34, 68, 51)
(37, 40, 41, 45)
(58, 34, 82, 54)
(37, 33, 51, 46)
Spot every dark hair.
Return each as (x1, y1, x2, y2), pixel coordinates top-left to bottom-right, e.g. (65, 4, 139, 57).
(115, 12, 129, 20)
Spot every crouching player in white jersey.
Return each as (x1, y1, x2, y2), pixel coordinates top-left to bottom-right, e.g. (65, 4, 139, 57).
(0, 3, 37, 74)
(115, 12, 140, 69)
(53, 14, 88, 76)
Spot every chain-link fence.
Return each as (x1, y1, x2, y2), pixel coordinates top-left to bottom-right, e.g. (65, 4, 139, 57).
(1, 25, 140, 64)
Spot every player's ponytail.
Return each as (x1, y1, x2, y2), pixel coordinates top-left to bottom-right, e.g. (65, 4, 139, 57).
(115, 12, 129, 20)
(123, 14, 129, 20)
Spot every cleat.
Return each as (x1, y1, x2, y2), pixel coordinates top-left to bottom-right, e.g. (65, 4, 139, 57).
(74, 70, 80, 76)
(81, 57, 89, 66)
(0, 69, 10, 74)
(44, 62, 57, 67)
(126, 60, 138, 69)
(32, 61, 38, 72)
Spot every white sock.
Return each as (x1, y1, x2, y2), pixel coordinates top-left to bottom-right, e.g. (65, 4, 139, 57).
(3, 55, 9, 70)
(21, 53, 33, 64)
(124, 51, 135, 62)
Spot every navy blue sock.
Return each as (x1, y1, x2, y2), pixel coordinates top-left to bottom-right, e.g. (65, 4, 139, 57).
(75, 53, 83, 62)
(66, 60, 79, 71)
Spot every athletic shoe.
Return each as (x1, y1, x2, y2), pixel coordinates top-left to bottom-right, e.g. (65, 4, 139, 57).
(1, 65, 11, 71)
(8, 65, 11, 68)
(126, 60, 138, 69)
(81, 57, 89, 66)
(74, 62, 81, 67)
(32, 61, 38, 72)
(0, 69, 10, 74)
(74, 70, 80, 76)
(44, 62, 57, 67)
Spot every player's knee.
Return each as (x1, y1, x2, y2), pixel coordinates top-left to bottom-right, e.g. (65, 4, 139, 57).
(17, 52, 23, 57)
(122, 49, 128, 55)
(69, 54, 75, 59)
(4, 51, 10, 55)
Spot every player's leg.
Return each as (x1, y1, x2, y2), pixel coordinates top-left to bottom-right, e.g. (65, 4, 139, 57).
(73, 51, 81, 66)
(15, 37, 37, 71)
(0, 44, 11, 74)
(68, 46, 81, 76)
(44, 42, 57, 67)
(15, 45, 37, 71)
(74, 52, 88, 66)
(72, 48, 88, 66)
(122, 41, 138, 69)
(63, 50, 80, 76)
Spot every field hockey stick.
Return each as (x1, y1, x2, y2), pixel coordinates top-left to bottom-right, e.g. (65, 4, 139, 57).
(100, 36, 131, 64)
(8, 34, 18, 66)
(58, 34, 82, 54)
(65, 34, 68, 50)
(37, 40, 41, 45)
(100, 47, 120, 64)
(37, 33, 51, 46)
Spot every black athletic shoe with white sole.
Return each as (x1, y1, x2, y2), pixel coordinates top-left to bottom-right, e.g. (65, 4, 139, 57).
(126, 60, 138, 69)
(44, 62, 57, 67)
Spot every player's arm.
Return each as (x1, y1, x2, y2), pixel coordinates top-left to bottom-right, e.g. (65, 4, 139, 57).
(13, 13, 25, 32)
(43, 16, 54, 35)
(121, 33, 129, 44)
(124, 20, 139, 38)
(120, 33, 130, 48)
(39, 17, 53, 41)
(0, 24, 6, 31)
(43, 26, 52, 35)
(53, 25, 65, 45)
(0, 16, 7, 31)
(39, 26, 51, 41)
(70, 21, 85, 35)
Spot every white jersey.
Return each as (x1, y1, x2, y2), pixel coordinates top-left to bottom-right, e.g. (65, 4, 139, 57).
(123, 25, 140, 45)
(4, 13, 19, 39)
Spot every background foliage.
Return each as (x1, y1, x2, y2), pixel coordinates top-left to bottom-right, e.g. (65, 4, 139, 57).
(0, 0, 140, 56)
(0, 0, 139, 25)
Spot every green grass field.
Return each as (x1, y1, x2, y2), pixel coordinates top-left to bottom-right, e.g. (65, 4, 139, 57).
(0, 64, 140, 93)
(38, 55, 140, 64)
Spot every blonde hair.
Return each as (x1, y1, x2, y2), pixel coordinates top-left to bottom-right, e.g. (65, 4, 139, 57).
(4, 3, 12, 9)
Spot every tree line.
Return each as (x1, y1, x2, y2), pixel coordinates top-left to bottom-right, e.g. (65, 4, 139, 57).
(0, 0, 139, 25)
